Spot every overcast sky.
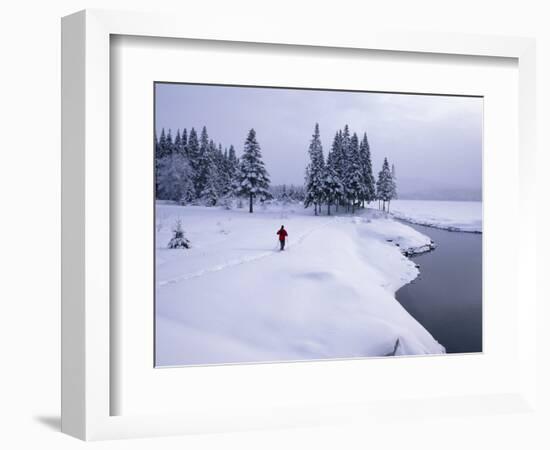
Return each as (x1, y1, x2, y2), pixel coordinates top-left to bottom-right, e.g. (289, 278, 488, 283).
(155, 83, 483, 200)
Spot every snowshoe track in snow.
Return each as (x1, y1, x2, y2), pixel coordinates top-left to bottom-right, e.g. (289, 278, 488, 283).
(158, 219, 333, 288)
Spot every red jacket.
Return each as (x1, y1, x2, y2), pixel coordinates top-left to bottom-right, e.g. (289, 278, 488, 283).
(277, 229, 288, 241)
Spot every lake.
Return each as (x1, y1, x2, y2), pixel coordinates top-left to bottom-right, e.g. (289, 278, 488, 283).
(395, 221, 483, 354)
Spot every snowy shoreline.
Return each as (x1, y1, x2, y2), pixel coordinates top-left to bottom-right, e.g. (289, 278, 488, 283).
(392, 214, 482, 234)
(390, 200, 482, 234)
(155, 203, 447, 366)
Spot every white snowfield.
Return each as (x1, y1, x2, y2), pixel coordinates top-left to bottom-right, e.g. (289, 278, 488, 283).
(390, 200, 482, 233)
(155, 202, 445, 367)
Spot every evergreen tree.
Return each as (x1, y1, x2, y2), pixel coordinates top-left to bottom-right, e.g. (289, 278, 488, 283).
(199, 126, 209, 156)
(225, 144, 239, 197)
(328, 131, 345, 211)
(359, 132, 376, 207)
(303, 123, 325, 215)
(235, 129, 271, 213)
(323, 147, 344, 216)
(194, 127, 216, 198)
(181, 128, 188, 155)
(201, 173, 219, 206)
(174, 129, 182, 155)
(158, 128, 168, 158)
(213, 143, 227, 194)
(376, 157, 393, 212)
(168, 219, 191, 249)
(165, 129, 174, 155)
(344, 132, 364, 213)
(186, 127, 200, 195)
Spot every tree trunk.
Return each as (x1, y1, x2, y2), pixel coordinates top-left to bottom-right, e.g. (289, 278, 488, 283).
(387, 200, 391, 213)
(314, 203, 318, 216)
(249, 194, 253, 213)
(328, 202, 331, 216)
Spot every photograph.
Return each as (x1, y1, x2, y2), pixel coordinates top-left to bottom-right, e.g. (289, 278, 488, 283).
(154, 82, 483, 367)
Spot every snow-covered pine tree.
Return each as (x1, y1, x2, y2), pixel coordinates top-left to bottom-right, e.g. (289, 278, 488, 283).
(328, 131, 345, 212)
(167, 219, 191, 249)
(184, 128, 200, 200)
(181, 128, 188, 155)
(192, 126, 212, 197)
(174, 129, 182, 155)
(158, 128, 168, 158)
(338, 127, 351, 210)
(344, 132, 364, 213)
(359, 132, 376, 207)
(215, 142, 232, 196)
(323, 147, 344, 216)
(165, 129, 174, 156)
(303, 123, 325, 215)
(227, 145, 239, 181)
(235, 129, 271, 213)
(194, 137, 219, 204)
(376, 157, 393, 212)
(200, 172, 219, 206)
(195, 127, 210, 196)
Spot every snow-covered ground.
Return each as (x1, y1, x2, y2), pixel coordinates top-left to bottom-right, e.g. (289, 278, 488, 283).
(155, 202, 445, 366)
(390, 200, 482, 233)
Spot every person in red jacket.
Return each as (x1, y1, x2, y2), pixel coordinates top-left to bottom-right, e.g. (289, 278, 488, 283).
(276, 225, 288, 251)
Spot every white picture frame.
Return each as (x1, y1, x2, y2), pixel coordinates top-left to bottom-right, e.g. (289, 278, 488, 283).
(61, 9, 537, 441)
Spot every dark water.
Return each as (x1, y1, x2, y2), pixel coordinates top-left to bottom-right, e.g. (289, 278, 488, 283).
(395, 222, 482, 354)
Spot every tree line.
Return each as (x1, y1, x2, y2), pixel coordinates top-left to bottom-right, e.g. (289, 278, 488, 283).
(155, 126, 271, 213)
(304, 123, 397, 214)
(156, 123, 397, 215)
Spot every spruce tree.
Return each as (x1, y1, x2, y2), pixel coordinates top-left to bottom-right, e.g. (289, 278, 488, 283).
(324, 146, 344, 216)
(235, 129, 271, 213)
(174, 129, 182, 155)
(344, 133, 364, 213)
(201, 173, 219, 206)
(186, 128, 200, 197)
(304, 123, 325, 215)
(194, 136, 218, 202)
(181, 128, 188, 155)
(165, 129, 174, 156)
(330, 131, 345, 211)
(195, 126, 210, 195)
(168, 219, 191, 249)
(376, 157, 393, 212)
(360, 132, 376, 207)
(158, 128, 167, 158)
